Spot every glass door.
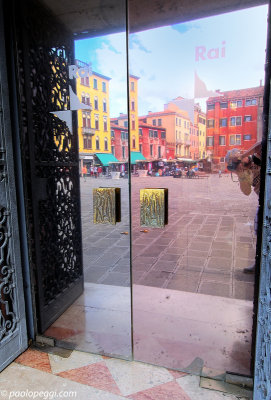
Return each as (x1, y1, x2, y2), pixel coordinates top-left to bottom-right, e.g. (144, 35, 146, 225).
(129, 4, 268, 375)
(44, 0, 133, 360)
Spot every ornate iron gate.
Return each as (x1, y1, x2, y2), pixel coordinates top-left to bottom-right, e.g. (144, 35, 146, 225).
(0, 0, 28, 371)
(13, 0, 83, 332)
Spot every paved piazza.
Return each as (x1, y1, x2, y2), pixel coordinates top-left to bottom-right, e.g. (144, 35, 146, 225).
(80, 173, 257, 301)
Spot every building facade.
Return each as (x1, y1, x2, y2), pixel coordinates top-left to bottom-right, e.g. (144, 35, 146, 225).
(76, 60, 111, 169)
(140, 109, 190, 160)
(206, 86, 264, 166)
(110, 123, 129, 162)
(138, 120, 166, 160)
(111, 76, 140, 155)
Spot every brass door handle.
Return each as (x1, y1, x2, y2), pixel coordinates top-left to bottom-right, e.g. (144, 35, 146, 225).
(93, 187, 121, 224)
(140, 188, 168, 228)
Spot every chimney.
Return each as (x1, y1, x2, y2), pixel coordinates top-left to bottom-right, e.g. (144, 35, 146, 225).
(260, 79, 263, 87)
(148, 111, 152, 114)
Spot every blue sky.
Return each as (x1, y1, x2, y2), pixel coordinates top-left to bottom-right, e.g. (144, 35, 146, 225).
(75, 5, 268, 117)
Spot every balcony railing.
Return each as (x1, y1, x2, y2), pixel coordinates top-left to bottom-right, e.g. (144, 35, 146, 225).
(176, 139, 184, 144)
(82, 127, 95, 135)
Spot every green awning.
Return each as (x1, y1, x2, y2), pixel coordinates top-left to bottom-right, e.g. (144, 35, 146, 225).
(130, 151, 146, 164)
(95, 153, 119, 166)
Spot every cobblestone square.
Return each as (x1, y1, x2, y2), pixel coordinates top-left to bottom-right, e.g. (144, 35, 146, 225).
(80, 173, 258, 300)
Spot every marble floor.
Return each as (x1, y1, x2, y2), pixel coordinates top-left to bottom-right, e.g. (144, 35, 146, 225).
(45, 282, 253, 376)
(0, 347, 249, 399)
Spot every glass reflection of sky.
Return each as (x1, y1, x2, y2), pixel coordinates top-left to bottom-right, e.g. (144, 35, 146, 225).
(75, 5, 268, 116)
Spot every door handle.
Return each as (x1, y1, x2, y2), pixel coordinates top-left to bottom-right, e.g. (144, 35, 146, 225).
(93, 187, 121, 224)
(140, 188, 168, 228)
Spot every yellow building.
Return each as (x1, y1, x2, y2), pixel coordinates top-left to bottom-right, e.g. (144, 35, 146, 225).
(195, 104, 207, 159)
(129, 75, 140, 152)
(110, 75, 140, 153)
(76, 60, 111, 169)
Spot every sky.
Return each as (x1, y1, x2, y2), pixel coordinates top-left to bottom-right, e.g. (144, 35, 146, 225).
(75, 5, 268, 117)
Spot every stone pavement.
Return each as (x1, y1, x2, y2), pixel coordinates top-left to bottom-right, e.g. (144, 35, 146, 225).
(80, 174, 257, 301)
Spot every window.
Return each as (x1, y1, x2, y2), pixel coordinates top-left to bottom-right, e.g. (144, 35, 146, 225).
(122, 146, 126, 158)
(158, 119, 162, 126)
(86, 115, 91, 128)
(85, 94, 90, 106)
(207, 103, 215, 111)
(131, 81, 135, 91)
(82, 112, 91, 128)
(154, 130, 158, 138)
(230, 134, 241, 145)
(150, 144, 153, 156)
(132, 120, 135, 130)
(83, 136, 92, 149)
(103, 99, 107, 112)
(111, 146, 115, 155)
(125, 132, 129, 139)
(80, 77, 84, 85)
(102, 82, 106, 92)
(230, 116, 242, 126)
(244, 134, 252, 140)
(220, 102, 228, 109)
(207, 119, 215, 128)
(219, 118, 227, 127)
(82, 112, 86, 128)
(245, 98, 257, 106)
(96, 136, 100, 150)
(94, 97, 98, 110)
(104, 137, 108, 151)
(199, 117, 206, 125)
(139, 144, 142, 153)
(93, 78, 98, 89)
(139, 128, 143, 136)
(161, 131, 166, 139)
(230, 100, 242, 108)
(158, 146, 161, 158)
(103, 117, 108, 131)
(121, 131, 126, 140)
(81, 92, 86, 103)
(149, 129, 153, 138)
(206, 136, 214, 146)
(131, 101, 135, 111)
(152, 119, 156, 126)
(244, 115, 252, 122)
(124, 120, 128, 128)
(219, 136, 226, 145)
(111, 130, 115, 137)
(85, 77, 89, 86)
(132, 136, 136, 149)
(95, 115, 99, 130)
(176, 117, 178, 124)
(220, 157, 225, 162)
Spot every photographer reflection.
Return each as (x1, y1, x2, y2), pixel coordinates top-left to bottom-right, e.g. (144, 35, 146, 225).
(226, 142, 261, 273)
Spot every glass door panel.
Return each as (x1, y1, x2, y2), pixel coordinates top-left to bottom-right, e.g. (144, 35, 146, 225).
(129, 4, 268, 374)
(45, 0, 132, 360)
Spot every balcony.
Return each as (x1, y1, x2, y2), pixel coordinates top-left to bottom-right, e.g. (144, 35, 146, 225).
(176, 139, 184, 145)
(82, 127, 95, 135)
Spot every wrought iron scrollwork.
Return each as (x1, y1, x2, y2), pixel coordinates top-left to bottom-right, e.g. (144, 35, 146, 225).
(0, 207, 17, 341)
(14, 0, 83, 331)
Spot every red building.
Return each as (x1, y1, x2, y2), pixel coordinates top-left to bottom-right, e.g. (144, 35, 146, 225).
(206, 86, 264, 167)
(110, 123, 128, 162)
(138, 119, 166, 160)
